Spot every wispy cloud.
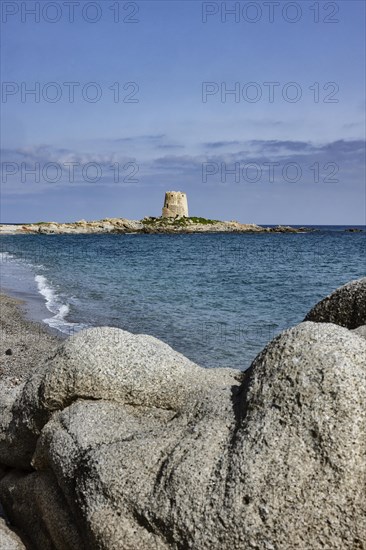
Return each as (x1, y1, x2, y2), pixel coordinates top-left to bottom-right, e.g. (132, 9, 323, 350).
(150, 139, 365, 186)
(156, 144, 185, 150)
(204, 141, 241, 149)
(1, 145, 138, 194)
(109, 134, 166, 143)
(2, 139, 364, 196)
(1, 145, 134, 166)
(249, 140, 316, 152)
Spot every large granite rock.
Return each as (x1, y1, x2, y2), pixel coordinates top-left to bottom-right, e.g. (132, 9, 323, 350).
(226, 322, 366, 549)
(353, 325, 366, 339)
(0, 316, 365, 549)
(0, 518, 26, 550)
(304, 277, 366, 329)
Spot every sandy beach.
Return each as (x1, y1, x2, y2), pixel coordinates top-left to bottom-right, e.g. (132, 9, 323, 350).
(0, 294, 61, 546)
(0, 294, 60, 386)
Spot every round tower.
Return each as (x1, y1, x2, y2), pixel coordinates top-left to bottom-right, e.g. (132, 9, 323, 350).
(162, 191, 189, 218)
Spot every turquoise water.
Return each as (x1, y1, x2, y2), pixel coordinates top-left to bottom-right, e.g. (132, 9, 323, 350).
(0, 228, 365, 370)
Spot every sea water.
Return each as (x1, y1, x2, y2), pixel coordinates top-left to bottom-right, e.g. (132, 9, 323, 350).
(0, 227, 364, 370)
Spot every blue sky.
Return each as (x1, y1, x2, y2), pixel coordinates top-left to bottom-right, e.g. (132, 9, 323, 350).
(1, 0, 365, 224)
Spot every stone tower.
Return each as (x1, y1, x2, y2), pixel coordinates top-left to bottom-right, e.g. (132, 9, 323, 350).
(162, 191, 189, 218)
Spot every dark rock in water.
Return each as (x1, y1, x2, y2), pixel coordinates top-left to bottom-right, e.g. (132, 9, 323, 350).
(5, 349, 12, 356)
(298, 226, 316, 232)
(304, 277, 366, 329)
(266, 225, 310, 233)
(0, 281, 365, 549)
(345, 228, 363, 232)
(268, 225, 294, 232)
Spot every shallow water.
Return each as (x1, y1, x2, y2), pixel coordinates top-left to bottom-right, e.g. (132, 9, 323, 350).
(0, 227, 365, 370)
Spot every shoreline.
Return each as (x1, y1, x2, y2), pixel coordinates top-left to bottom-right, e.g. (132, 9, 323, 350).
(0, 278, 365, 549)
(0, 293, 61, 386)
(1, 228, 365, 371)
(1, 227, 365, 373)
(0, 253, 88, 338)
(0, 284, 68, 340)
(0, 293, 61, 546)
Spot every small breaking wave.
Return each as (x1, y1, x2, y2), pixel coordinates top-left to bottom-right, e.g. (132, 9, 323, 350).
(35, 275, 87, 335)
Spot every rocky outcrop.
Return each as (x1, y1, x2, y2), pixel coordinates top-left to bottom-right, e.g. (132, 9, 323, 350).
(33, 218, 143, 235)
(141, 218, 311, 234)
(0, 281, 365, 549)
(304, 277, 366, 329)
(0, 518, 26, 550)
(353, 325, 366, 339)
(142, 217, 266, 234)
(0, 329, 241, 548)
(0, 218, 308, 235)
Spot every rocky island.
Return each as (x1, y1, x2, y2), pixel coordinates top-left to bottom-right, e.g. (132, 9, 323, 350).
(0, 191, 309, 235)
(0, 278, 365, 549)
(0, 217, 309, 235)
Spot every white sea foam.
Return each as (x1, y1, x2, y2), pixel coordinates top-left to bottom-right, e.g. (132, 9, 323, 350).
(35, 275, 59, 313)
(35, 274, 86, 335)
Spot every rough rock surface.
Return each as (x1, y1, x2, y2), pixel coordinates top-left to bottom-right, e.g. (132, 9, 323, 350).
(0, 518, 26, 550)
(304, 277, 366, 329)
(228, 322, 366, 550)
(0, 314, 365, 549)
(353, 325, 366, 339)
